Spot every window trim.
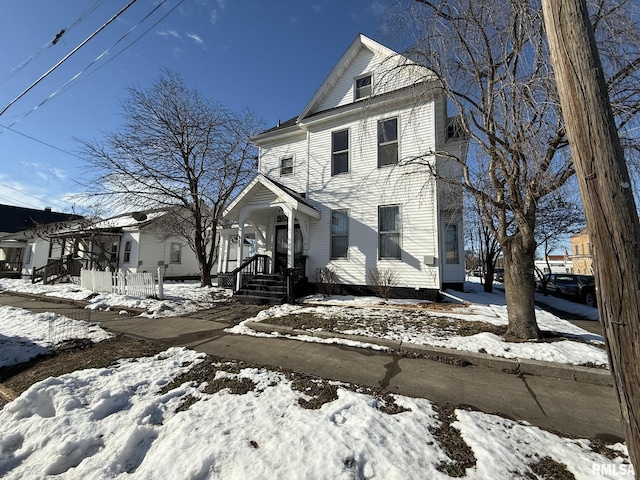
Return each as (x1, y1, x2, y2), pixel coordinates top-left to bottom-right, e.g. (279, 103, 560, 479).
(354, 73, 373, 100)
(279, 155, 294, 176)
(330, 209, 349, 259)
(170, 242, 182, 264)
(331, 129, 349, 176)
(377, 117, 399, 168)
(378, 205, 401, 259)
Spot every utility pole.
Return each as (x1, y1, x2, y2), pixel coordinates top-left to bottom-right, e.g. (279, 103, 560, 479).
(542, 0, 640, 474)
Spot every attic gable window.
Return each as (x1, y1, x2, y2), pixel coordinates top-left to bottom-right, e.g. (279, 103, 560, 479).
(280, 156, 294, 176)
(354, 74, 372, 100)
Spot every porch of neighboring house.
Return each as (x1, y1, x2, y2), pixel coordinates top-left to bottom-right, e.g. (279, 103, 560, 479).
(0, 239, 26, 278)
(32, 231, 122, 284)
(219, 175, 319, 304)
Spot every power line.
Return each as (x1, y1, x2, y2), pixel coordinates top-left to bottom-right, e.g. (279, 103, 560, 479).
(0, 0, 138, 118)
(0, 123, 84, 160)
(0, 0, 182, 136)
(0, 0, 107, 85)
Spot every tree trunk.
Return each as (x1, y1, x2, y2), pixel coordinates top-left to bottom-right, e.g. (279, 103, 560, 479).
(200, 267, 212, 288)
(502, 236, 540, 340)
(542, 0, 640, 471)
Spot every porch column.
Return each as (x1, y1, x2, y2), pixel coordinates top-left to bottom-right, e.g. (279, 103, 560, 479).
(217, 234, 227, 274)
(285, 207, 295, 269)
(236, 223, 244, 290)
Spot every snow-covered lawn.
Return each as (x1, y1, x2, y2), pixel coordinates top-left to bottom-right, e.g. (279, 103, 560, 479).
(0, 346, 632, 479)
(0, 278, 232, 318)
(0, 277, 632, 479)
(230, 280, 608, 368)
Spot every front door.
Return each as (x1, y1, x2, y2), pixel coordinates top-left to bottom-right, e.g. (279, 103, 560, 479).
(274, 225, 302, 273)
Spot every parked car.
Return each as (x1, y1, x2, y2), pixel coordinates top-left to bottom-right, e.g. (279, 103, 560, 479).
(537, 273, 597, 306)
(578, 275, 597, 307)
(493, 269, 504, 282)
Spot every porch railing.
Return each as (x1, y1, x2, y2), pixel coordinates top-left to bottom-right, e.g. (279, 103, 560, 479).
(32, 257, 82, 284)
(0, 261, 23, 277)
(218, 254, 269, 291)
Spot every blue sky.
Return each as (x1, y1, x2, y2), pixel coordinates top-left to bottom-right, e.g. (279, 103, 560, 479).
(0, 0, 402, 213)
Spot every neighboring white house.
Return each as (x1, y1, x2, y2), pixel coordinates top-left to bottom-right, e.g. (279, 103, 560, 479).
(0, 204, 82, 278)
(34, 209, 205, 282)
(220, 34, 468, 298)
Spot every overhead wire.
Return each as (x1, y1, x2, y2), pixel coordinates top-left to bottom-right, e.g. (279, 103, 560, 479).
(0, 0, 183, 142)
(0, 0, 139, 118)
(0, 0, 107, 85)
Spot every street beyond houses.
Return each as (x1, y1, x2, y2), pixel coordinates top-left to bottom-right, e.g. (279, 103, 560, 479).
(0, 277, 632, 479)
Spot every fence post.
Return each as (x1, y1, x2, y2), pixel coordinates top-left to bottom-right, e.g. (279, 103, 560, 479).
(157, 266, 164, 300)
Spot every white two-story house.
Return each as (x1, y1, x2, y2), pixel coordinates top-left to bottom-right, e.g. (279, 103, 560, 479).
(220, 34, 467, 300)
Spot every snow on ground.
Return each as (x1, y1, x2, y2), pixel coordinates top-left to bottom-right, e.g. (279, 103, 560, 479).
(0, 278, 632, 478)
(0, 278, 232, 318)
(231, 279, 607, 368)
(0, 345, 632, 479)
(0, 305, 112, 368)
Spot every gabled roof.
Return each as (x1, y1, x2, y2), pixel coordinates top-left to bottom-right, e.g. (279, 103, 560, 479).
(0, 204, 82, 234)
(297, 34, 404, 122)
(224, 174, 320, 220)
(252, 34, 437, 143)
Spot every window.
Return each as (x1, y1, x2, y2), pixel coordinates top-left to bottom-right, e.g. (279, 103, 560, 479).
(378, 117, 398, 167)
(332, 129, 349, 175)
(331, 210, 349, 258)
(379, 205, 401, 259)
(123, 241, 132, 263)
(170, 243, 182, 264)
(354, 74, 372, 100)
(280, 156, 293, 176)
(110, 242, 118, 262)
(445, 224, 459, 264)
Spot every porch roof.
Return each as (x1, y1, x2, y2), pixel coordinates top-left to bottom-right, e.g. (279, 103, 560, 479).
(224, 174, 320, 221)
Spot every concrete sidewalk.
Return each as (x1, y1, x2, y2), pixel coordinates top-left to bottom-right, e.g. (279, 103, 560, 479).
(0, 292, 623, 443)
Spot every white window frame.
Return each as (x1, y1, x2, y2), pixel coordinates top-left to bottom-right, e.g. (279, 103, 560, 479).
(330, 209, 349, 259)
(170, 242, 182, 264)
(377, 117, 399, 167)
(280, 156, 294, 176)
(354, 73, 373, 100)
(123, 241, 132, 263)
(378, 205, 401, 259)
(331, 129, 349, 176)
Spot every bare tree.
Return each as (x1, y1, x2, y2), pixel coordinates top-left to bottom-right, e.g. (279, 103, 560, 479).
(397, 0, 640, 339)
(77, 70, 264, 286)
(543, 0, 640, 470)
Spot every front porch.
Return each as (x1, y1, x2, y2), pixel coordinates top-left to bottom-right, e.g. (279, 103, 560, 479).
(219, 175, 319, 304)
(0, 239, 26, 278)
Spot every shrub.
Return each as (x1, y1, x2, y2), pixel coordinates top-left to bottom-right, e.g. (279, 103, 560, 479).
(367, 268, 399, 300)
(312, 267, 339, 296)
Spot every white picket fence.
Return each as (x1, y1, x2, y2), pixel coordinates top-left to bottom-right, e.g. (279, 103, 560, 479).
(80, 267, 164, 299)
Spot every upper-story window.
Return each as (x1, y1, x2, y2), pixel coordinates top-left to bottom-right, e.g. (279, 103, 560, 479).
(378, 117, 398, 167)
(280, 156, 294, 176)
(332, 129, 349, 175)
(354, 74, 372, 100)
